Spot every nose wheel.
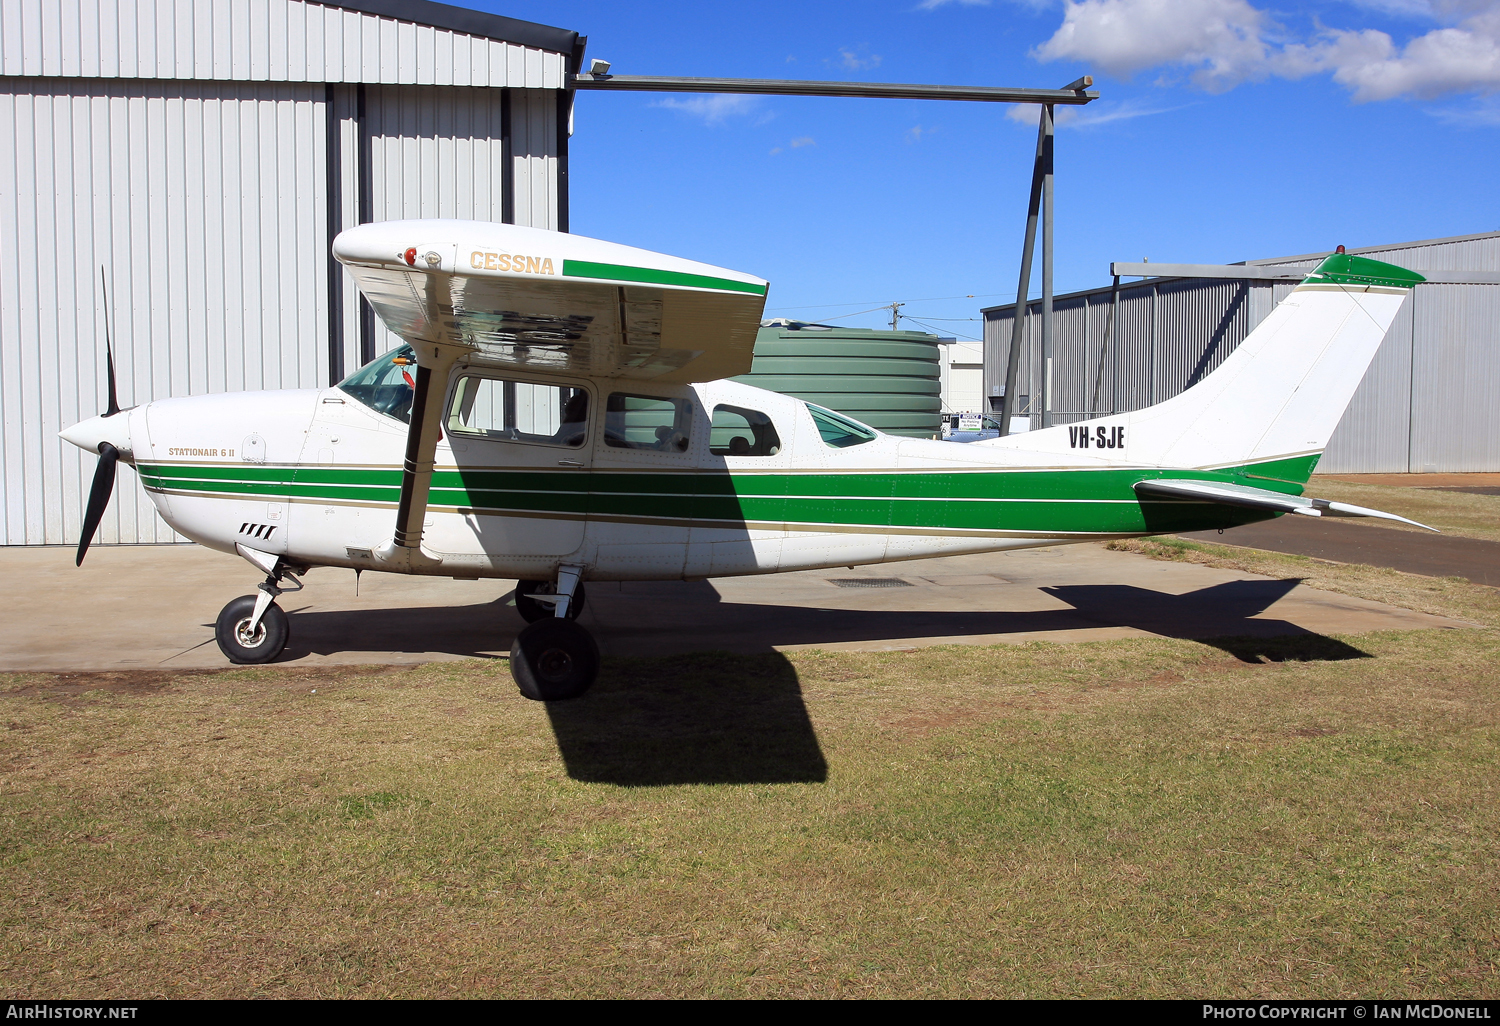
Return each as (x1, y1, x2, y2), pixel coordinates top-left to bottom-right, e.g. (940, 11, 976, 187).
(215, 558, 302, 664)
(510, 563, 598, 701)
(215, 594, 289, 663)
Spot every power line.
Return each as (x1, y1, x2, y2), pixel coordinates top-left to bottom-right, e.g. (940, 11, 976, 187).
(903, 315, 982, 342)
(765, 292, 1011, 313)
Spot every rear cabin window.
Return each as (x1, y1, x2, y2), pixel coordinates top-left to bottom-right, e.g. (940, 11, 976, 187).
(806, 403, 877, 448)
(447, 375, 589, 447)
(710, 405, 781, 457)
(605, 393, 692, 452)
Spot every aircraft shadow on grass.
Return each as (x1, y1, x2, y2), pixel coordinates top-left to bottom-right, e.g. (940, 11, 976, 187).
(268, 575, 1366, 786)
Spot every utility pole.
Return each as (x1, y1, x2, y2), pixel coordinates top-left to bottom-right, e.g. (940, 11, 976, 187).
(889, 302, 904, 331)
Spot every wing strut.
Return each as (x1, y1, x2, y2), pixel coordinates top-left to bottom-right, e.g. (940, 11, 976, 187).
(376, 344, 461, 570)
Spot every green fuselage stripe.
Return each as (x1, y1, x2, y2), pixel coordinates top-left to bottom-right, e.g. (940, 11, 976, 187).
(139, 454, 1319, 537)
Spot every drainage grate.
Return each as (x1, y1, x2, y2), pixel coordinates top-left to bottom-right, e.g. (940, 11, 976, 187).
(828, 577, 914, 589)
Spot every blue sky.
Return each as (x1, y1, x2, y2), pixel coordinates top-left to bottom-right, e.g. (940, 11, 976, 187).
(489, 0, 1497, 337)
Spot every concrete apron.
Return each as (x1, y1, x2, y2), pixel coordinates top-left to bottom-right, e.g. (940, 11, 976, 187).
(5, 542, 1468, 671)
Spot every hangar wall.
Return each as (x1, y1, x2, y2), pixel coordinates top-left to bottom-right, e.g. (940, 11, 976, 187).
(0, 0, 579, 546)
(982, 232, 1500, 474)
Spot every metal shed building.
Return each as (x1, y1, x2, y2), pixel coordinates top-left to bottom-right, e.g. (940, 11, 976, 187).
(981, 231, 1500, 473)
(1, 0, 582, 545)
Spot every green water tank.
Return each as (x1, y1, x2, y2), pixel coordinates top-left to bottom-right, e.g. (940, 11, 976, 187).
(734, 323, 944, 438)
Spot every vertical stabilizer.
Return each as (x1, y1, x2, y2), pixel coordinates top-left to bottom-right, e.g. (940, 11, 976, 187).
(981, 253, 1423, 480)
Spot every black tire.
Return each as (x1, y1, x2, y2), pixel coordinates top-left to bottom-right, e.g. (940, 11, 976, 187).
(215, 594, 289, 664)
(514, 579, 587, 623)
(510, 618, 600, 701)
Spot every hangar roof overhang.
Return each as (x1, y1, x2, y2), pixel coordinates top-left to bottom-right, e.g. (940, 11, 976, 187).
(0, 0, 584, 87)
(981, 228, 1500, 315)
(325, 0, 581, 59)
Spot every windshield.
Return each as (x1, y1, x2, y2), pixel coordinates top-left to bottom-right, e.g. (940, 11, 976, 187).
(337, 345, 417, 423)
(806, 403, 877, 448)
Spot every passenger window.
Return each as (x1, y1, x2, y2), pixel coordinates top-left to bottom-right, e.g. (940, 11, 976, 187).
(605, 393, 691, 452)
(710, 405, 781, 457)
(447, 375, 589, 447)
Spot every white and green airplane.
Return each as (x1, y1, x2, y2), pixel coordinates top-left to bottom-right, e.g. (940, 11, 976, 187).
(61, 220, 1433, 699)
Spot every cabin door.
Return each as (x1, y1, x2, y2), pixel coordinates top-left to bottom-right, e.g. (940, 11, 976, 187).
(435, 370, 593, 557)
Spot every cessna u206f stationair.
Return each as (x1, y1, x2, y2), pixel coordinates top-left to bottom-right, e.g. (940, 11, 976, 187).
(61, 220, 1433, 699)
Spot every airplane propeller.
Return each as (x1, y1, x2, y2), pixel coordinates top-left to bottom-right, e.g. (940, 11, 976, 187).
(76, 268, 123, 566)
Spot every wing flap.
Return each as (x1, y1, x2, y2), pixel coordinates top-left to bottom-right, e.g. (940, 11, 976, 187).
(1134, 478, 1437, 531)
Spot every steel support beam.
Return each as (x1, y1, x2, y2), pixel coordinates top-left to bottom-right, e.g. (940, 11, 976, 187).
(1040, 104, 1054, 429)
(570, 71, 1098, 436)
(1110, 262, 1305, 280)
(999, 110, 1048, 437)
(1110, 262, 1500, 285)
(570, 74, 1098, 104)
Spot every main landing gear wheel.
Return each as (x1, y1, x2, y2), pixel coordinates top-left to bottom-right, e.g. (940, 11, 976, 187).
(514, 579, 587, 623)
(510, 617, 599, 701)
(215, 594, 289, 664)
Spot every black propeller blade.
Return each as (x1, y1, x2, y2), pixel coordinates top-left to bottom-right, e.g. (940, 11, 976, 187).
(101, 267, 121, 418)
(77, 267, 124, 566)
(77, 441, 118, 566)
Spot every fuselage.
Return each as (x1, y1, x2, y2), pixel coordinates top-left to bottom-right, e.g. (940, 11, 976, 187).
(65, 358, 1292, 583)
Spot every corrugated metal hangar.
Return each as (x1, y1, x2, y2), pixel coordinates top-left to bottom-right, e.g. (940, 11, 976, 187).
(0, 0, 583, 545)
(982, 231, 1500, 473)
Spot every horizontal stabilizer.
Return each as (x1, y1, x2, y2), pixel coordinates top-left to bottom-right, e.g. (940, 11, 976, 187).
(1134, 479, 1437, 532)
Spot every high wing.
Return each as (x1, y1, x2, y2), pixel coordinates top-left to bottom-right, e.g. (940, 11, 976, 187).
(1134, 479, 1437, 531)
(333, 219, 769, 383)
(331, 219, 769, 571)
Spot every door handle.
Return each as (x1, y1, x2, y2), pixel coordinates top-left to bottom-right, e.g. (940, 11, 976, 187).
(557, 459, 584, 468)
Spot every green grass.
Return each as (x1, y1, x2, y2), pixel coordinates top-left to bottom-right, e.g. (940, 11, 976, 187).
(2, 624, 1498, 998)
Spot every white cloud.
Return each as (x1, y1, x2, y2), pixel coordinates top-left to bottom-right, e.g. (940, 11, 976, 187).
(1006, 96, 1190, 127)
(652, 94, 763, 125)
(916, 0, 990, 9)
(1282, 8, 1500, 101)
(831, 47, 883, 71)
(1033, 0, 1270, 91)
(1032, 0, 1500, 103)
(1430, 95, 1500, 123)
(770, 136, 816, 155)
(1339, 0, 1435, 17)
(905, 124, 939, 142)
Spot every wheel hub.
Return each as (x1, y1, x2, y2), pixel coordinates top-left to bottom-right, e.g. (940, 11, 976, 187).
(536, 646, 573, 682)
(234, 617, 267, 648)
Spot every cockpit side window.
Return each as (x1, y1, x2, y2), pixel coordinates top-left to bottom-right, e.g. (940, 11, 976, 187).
(446, 375, 588, 447)
(337, 345, 418, 423)
(710, 405, 781, 457)
(806, 403, 877, 448)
